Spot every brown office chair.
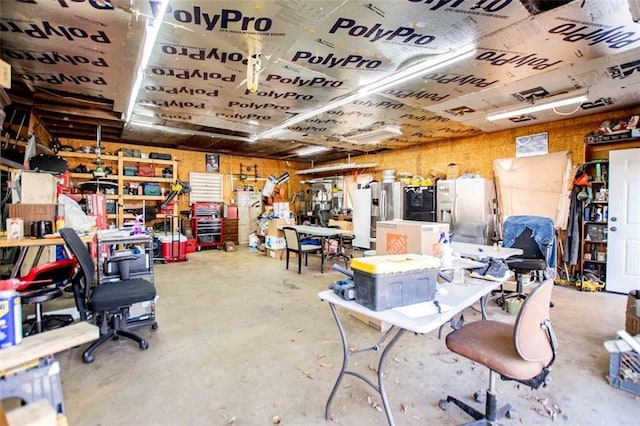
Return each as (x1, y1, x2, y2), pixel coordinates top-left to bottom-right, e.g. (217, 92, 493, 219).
(283, 226, 322, 274)
(439, 279, 557, 424)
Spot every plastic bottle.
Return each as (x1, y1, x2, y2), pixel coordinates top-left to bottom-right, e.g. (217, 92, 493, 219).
(0, 279, 22, 348)
(55, 203, 65, 232)
(584, 206, 590, 221)
(595, 207, 603, 222)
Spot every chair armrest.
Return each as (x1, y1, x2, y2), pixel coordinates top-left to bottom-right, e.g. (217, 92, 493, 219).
(106, 253, 139, 264)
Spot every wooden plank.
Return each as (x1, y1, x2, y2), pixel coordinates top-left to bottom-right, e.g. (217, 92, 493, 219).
(0, 234, 94, 249)
(0, 322, 98, 372)
(5, 399, 56, 426)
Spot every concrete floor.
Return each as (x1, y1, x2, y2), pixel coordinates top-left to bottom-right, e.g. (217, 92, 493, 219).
(41, 247, 640, 425)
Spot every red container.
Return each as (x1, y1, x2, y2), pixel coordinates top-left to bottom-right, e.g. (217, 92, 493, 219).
(186, 238, 197, 253)
(226, 205, 238, 219)
(137, 164, 155, 177)
(158, 234, 187, 262)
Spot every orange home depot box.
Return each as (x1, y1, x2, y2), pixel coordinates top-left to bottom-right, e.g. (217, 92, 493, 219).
(376, 220, 449, 256)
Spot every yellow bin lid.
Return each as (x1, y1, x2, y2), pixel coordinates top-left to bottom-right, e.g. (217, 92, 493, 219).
(351, 254, 440, 275)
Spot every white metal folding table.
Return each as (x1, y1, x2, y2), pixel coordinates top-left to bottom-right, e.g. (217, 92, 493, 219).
(319, 276, 504, 425)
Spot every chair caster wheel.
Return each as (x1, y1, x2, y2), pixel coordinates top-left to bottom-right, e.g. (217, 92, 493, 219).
(151, 322, 158, 331)
(438, 399, 450, 410)
(506, 408, 519, 419)
(83, 353, 95, 364)
(140, 340, 149, 350)
(496, 297, 504, 307)
(473, 391, 486, 403)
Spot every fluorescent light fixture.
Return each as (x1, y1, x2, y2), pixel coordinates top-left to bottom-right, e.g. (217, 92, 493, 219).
(295, 162, 378, 175)
(629, 0, 640, 22)
(125, 0, 169, 123)
(297, 146, 328, 156)
(129, 121, 253, 142)
(256, 47, 475, 140)
(357, 47, 476, 96)
(486, 92, 588, 121)
(345, 126, 402, 145)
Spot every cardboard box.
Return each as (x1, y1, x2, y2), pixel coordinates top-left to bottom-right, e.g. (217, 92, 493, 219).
(20, 172, 57, 203)
(8, 203, 57, 236)
(266, 248, 285, 259)
(349, 312, 391, 333)
(267, 218, 296, 237)
(6, 218, 24, 240)
(446, 163, 462, 179)
(376, 220, 449, 256)
(272, 202, 290, 218)
(265, 235, 286, 250)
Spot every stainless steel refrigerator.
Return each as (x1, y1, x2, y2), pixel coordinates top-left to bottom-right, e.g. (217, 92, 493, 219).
(353, 182, 405, 250)
(436, 177, 495, 236)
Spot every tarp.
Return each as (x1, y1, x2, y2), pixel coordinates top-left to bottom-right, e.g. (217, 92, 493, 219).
(494, 150, 573, 230)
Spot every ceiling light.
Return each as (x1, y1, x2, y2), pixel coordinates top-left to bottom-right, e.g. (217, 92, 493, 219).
(344, 126, 402, 145)
(255, 47, 476, 140)
(486, 91, 588, 121)
(629, 0, 640, 22)
(295, 162, 378, 175)
(125, 0, 169, 122)
(297, 146, 328, 156)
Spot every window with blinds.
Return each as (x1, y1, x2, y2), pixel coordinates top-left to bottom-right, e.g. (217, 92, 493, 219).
(189, 172, 223, 204)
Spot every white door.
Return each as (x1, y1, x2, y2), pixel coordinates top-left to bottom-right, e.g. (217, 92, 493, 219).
(606, 148, 640, 293)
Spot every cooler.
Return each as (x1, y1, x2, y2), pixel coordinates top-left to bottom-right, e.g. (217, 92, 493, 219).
(157, 233, 187, 262)
(351, 254, 440, 311)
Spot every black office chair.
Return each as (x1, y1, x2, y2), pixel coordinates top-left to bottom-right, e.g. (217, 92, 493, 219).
(496, 216, 554, 307)
(439, 280, 557, 424)
(59, 228, 158, 363)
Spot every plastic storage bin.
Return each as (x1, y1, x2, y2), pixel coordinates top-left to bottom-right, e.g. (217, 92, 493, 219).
(351, 254, 440, 311)
(604, 337, 640, 396)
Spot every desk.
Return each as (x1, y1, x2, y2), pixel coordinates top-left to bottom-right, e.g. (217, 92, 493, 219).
(319, 277, 503, 426)
(287, 225, 351, 273)
(0, 234, 95, 278)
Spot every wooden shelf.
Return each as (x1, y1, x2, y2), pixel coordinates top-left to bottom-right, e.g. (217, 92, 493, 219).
(62, 149, 178, 228)
(122, 195, 164, 201)
(120, 155, 173, 166)
(121, 176, 173, 183)
(59, 152, 118, 161)
(69, 172, 119, 180)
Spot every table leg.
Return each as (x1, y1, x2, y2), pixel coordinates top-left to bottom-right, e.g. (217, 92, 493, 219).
(325, 302, 406, 425)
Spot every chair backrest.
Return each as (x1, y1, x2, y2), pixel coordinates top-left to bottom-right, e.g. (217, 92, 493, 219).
(282, 227, 300, 251)
(314, 205, 329, 227)
(511, 227, 545, 260)
(451, 221, 488, 245)
(502, 215, 554, 261)
(513, 279, 554, 363)
(59, 228, 95, 318)
(17, 258, 77, 291)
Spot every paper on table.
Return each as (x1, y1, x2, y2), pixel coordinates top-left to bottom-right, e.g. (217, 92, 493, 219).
(393, 300, 452, 318)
